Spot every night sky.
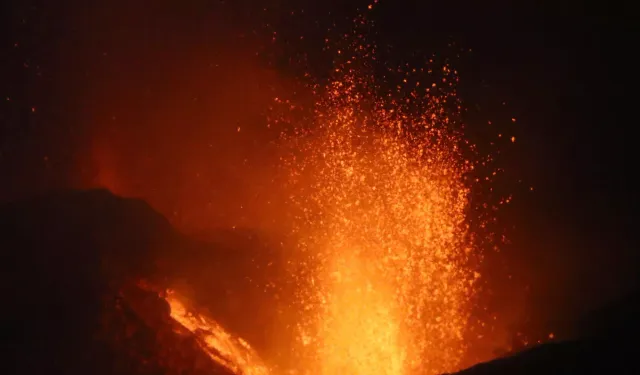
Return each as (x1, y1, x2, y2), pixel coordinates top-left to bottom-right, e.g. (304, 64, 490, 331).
(2, 0, 638, 346)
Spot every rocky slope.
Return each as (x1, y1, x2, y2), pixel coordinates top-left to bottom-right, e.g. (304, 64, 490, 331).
(0, 189, 277, 375)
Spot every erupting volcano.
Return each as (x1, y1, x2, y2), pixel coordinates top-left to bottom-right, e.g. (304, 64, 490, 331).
(4, 1, 640, 375)
(150, 11, 491, 375)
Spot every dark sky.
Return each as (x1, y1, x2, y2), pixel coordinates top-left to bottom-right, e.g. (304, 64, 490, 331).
(1, 0, 638, 343)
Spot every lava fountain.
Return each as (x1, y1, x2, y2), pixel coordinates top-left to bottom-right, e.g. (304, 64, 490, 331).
(273, 14, 482, 375)
(160, 10, 488, 375)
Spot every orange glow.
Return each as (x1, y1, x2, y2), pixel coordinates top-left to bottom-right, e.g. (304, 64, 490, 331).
(279, 94, 475, 374)
(165, 290, 272, 375)
(99, 8, 498, 375)
(273, 14, 482, 375)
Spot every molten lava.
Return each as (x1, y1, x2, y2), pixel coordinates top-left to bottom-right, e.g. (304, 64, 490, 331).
(282, 125, 475, 375)
(136, 8, 491, 375)
(267, 11, 482, 375)
(165, 290, 272, 375)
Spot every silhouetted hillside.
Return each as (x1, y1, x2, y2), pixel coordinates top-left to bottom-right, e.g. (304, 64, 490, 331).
(0, 189, 280, 375)
(448, 290, 640, 375)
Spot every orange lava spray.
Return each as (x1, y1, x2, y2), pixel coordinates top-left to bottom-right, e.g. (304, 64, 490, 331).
(156, 8, 489, 375)
(274, 12, 482, 375)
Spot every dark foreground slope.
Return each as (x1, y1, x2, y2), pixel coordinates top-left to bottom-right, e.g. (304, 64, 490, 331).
(448, 291, 640, 375)
(449, 338, 637, 375)
(0, 189, 281, 375)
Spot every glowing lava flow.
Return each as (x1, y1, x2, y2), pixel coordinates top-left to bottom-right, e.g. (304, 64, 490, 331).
(165, 290, 272, 375)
